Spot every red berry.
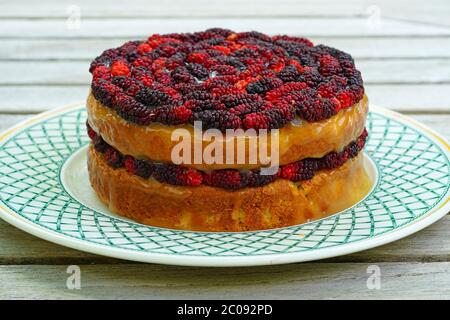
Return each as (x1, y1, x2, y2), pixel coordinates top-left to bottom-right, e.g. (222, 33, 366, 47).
(171, 105, 192, 123)
(105, 147, 123, 168)
(92, 65, 111, 80)
(177, 168, 203, 186)
(111, 61, 130, 76)
(124, 155, 136, 174)
(137, 43, 152, 54)
(86, 123, 97, 140)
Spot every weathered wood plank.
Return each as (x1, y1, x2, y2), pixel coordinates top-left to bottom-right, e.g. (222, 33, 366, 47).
(0, 0, 367, 18)
(365, 85, 450, 113)
(0, 262, 449, 299)
(0, 209, 448, 265)
(2, 0, 450, 29)
(0, 86, 89, 114)
(1, 59, 449, 86)
(1, 18, 450, 39)
(3, 38, 450, 60)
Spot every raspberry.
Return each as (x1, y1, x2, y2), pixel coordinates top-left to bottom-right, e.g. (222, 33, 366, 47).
(111, 61, 130, 76)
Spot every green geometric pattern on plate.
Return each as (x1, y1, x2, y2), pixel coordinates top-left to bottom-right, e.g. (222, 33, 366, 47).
(0, 108, 449, 256)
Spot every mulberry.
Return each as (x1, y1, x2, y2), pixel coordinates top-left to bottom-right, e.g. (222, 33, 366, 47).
(246, 77, 283, 94)
(89, 29, 363, 130)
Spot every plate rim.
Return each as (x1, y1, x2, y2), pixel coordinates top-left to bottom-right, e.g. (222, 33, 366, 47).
(0, 102, 449, 267)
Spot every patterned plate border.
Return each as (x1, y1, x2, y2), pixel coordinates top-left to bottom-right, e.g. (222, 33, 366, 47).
(0, 103, 449, 267)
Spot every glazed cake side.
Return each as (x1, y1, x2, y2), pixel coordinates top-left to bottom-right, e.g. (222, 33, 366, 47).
(86, 28, 371, 231)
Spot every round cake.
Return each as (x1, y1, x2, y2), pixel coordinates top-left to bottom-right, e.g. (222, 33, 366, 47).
(86, 28, 371, 231)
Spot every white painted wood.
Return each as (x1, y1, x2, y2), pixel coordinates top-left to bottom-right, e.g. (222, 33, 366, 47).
(1, 17, 450, 39)
(0, 0, 449, 301)
(0, 0, 367, 18)
(0, 262, 449, 299)
(2, 0, 450, 28)
(0, 86, 88, 114)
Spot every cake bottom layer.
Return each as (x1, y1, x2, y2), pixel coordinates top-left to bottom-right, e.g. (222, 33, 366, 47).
(88, 144, 372, 232)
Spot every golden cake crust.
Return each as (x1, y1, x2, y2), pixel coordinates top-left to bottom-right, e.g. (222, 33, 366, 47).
(87, 93, 368, 170)
(88, 144, 372, 231)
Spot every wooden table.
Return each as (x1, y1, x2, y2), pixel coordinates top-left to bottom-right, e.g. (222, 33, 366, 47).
(0, 0, 449, 299)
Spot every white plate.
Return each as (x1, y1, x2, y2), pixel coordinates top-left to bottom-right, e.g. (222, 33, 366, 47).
(0, 104, 448, 266)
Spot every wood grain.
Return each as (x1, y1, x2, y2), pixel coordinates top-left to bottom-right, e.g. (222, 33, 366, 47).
(0, 0, 449, 300)
(2, 17, 450, 39)
(2, 0, 450, 28)
(0, 262, 449, 299)
(0, 215, 448, 265)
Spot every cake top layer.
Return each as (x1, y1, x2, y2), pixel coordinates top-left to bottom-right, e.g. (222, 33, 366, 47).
(89, 28, 364, 131)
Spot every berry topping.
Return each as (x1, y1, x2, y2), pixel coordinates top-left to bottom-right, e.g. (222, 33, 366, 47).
(90, 28, 364, 131)
(87, 124, 368, 190)
(110, 61, 130, 77)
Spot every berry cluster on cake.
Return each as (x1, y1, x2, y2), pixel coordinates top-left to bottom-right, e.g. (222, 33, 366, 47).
(86, 28, 371, 231)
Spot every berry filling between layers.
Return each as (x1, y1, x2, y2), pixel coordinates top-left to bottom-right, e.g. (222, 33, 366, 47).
(87, 124, 368, 190)
(90, 28, 364, 131)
